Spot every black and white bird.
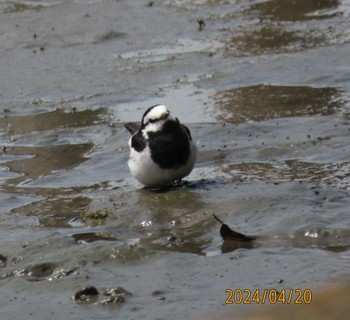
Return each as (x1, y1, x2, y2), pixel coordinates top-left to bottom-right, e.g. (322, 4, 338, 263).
(124, 104, 197, 188)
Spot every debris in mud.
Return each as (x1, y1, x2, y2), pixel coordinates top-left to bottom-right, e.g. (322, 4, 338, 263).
(152, 290, 166, 301)
(197, 18, 205, 31)
(93, 30, 126, 44)
(0, 254, 7, 268)
(167, 235, 177, 242)
(14, 262, 80, 281)
(151, 289, 164, 296)
(213, 214, 256, 242)
(74, 286, 132, 305)
(72, 232, 119, 244)
(81, 207, 110, 225)
(16, 262, 58, 281)
(50, 267, 81, 279)
(4, 3, 43, 13)
(100, 287, 132, 305)
(74, 286, 99, 303)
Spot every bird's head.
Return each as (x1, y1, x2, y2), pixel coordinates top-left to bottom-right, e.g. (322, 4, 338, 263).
(141, 104, 174, 133)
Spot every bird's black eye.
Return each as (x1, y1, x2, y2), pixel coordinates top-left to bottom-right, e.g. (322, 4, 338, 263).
(148, 119, 156, 124)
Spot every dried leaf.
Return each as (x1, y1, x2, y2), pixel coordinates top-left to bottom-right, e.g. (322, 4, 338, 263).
(213, 214, 256, 242)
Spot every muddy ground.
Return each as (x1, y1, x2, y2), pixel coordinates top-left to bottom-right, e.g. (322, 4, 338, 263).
(1, 1, 350, 319)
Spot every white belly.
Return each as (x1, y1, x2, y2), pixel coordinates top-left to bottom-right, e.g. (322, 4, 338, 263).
(128, 140, 197, 187)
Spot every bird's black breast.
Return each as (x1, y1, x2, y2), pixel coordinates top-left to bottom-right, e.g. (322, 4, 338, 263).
(131, 131, 146, 152)
(148, 120, 191, 169)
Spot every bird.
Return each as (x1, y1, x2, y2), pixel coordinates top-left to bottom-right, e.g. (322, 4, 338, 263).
(124, 104, 197, 188)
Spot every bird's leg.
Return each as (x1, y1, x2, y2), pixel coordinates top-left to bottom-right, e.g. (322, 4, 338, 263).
(175, 178, 182, 186)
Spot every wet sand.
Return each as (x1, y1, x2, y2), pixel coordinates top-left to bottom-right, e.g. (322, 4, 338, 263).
(1, 0, 350, 319)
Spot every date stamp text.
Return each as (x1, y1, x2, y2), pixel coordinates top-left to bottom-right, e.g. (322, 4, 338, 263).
(225, 289, 312, 305)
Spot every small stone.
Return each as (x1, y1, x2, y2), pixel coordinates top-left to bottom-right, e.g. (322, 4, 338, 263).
(74, 286, 99, 303)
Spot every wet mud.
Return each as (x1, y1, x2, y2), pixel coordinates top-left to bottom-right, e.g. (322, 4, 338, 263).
(1, 0, 350, 319)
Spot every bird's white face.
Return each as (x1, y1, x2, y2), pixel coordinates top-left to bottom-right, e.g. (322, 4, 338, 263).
(142, 105, 173, 133)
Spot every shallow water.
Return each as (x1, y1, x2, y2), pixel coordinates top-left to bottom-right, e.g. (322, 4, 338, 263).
(1, 0, 350, 319)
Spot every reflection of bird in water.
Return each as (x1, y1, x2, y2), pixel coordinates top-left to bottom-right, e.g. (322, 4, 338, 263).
(125, 105, 197, 188)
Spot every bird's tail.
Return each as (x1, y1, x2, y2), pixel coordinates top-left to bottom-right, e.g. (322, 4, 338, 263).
(124, 123, 140, 135)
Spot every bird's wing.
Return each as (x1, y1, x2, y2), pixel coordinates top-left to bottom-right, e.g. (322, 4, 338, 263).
(181, 124, 192, 140)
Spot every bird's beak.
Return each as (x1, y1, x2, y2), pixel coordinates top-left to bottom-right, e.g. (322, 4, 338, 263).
(160, 111, 170, 120)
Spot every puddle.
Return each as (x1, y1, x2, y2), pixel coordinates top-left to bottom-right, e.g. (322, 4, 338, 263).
(225, 0, 348, 56)
(248, 0, 341, 22)
(213, 85, 344, 123)
(230, 26, 326, 55)
(112, 85, 215, 123)
(1, 2, 50, 14)
(0, 107, 108, 189)
(3, 143, 94, 186)
(0, 0, 350, 320)
(0, 108, 106, 134)
(11, 196, 92, 228)
(222, 160, 350, 190)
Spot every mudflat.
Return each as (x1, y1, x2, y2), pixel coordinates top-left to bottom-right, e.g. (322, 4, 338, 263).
(1, 1, 350, 319)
